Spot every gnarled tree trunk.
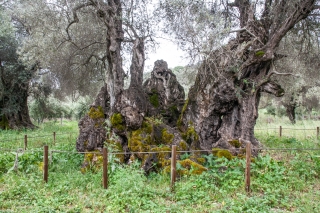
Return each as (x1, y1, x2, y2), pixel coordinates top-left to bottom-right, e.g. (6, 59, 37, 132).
(180, 0, 316, 153)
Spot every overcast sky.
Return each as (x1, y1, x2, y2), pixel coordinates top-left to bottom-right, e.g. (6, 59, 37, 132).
(144, 38, 188, 71)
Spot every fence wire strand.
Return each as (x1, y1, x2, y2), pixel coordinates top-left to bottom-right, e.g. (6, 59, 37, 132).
(0, 132, 78, 143)
(1, 147, 320, 155)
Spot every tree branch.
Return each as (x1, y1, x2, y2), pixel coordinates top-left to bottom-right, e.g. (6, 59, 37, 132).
(66, 2, 94, 41)
(229, 27, 264, 45)
(266, 61, 299, 79)
(267, 0, 316, 51)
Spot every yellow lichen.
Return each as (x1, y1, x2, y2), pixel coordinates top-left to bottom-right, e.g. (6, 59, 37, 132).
(177, 99, 189, 129)
(142, 121, 153, 134)
(128, 129, 151, 159)
(151, 146, 171, 168)
(178, 141, 188, 151)
(196, 157, 206, 165)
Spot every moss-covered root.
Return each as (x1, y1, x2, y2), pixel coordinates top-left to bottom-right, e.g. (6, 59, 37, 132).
(181, 126, 199, 144)
(228, 139, 241, 148)
(164, 159, 207, 175)
(212, 148, 234, 160)
(80, 151, 103, 173)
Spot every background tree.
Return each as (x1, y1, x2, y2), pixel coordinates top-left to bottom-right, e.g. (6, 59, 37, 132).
(0, 6, 35, 129)
(275, 29, 320, 123)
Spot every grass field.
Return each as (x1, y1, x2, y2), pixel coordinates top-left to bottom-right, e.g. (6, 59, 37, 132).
(0, 116, 320, 212)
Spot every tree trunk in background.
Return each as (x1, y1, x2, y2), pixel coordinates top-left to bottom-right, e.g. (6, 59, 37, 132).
(283, 95, 297, 124)
(0, 63, 35, 129)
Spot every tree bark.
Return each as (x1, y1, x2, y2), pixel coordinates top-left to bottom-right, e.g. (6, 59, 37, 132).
(118, 38, 147, 130)
(105, 0, 125, 113)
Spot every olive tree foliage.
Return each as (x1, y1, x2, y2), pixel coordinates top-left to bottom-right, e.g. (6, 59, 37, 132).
(14, 0, 157, 104)
(156, 0, 228, 63)
(13, 0, 108, 100)
(157, 0, 320, 151)
(274, 29, 320, 123)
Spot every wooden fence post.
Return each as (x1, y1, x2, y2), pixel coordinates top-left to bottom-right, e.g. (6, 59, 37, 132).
(103, 147, 108, 189)
(279, 126, 282, 137)
(245, 142, 251, 193)
(317, 127, 319, 140)
(53, 132, 56, 145)
(43, 145, 49, 183)
(171, 145, 177, 191)
(24, 135, 27, 150)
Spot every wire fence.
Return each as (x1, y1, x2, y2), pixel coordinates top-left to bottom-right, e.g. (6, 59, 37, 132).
(0, 131, 78, 150)
(0, 126, 319, 150)
(1, 144, 320, 193)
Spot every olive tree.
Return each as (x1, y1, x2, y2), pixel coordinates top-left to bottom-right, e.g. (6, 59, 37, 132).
(159, 0, 320, 152)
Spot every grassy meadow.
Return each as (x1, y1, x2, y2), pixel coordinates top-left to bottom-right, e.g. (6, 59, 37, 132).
(0, 114, 320, 212)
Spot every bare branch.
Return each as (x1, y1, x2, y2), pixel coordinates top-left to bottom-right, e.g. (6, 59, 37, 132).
(266, 61, 299, 79)
(229, 27, 264, 45)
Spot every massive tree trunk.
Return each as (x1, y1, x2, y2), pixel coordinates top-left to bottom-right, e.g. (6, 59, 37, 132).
(77, 0, 317, 157)
(180, 0, 316, 153)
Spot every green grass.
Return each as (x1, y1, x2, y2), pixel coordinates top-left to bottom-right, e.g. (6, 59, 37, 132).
(0, 120, 78, 150)
(255, 111, 320, 149)
(0, 118, 320, 212)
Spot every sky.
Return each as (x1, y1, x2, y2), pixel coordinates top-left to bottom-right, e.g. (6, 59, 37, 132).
(144, 38, 188, 71)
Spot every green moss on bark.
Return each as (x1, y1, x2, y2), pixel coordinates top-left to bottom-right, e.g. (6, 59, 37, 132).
(162, 128, 174, 144)
(177, 98, 189, 129)
(228, 139, 241, 148)
(110, 113, 125, 131)
(88, 106, 104, 119)
(181, 126, 199, 144)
